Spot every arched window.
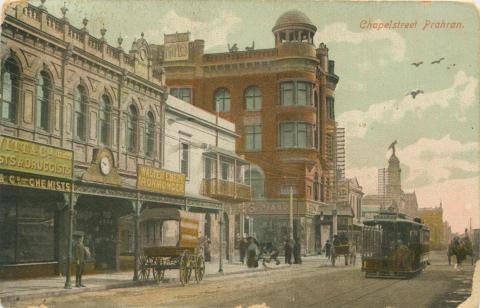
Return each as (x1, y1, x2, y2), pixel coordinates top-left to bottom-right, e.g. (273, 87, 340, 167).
(214, 88, 230, 112)
(74, 85, 87, 141)
(99, 94, 112, 146)
(36, 71, 51, 131)
(245, 167, 264, 199)
(145, 111, 155, 157)
(245, 86, 262, 111)
(126, 104, 138, 152)
(1, 57, 20, 122)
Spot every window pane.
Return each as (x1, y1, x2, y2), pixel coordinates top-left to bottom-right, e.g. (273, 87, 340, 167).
(181, 143, 189, 176)
(16, 203, 55, 263)
(0, 201, 16, 264)
(221, 162, 230, 180)
(204, 157, 212, 179)
(215, 89, 230, 112)
(245, 87, 261, 111)
(281, 82, 293, 105)
(245, 125, 262, 150)
(2, 59, 19, 122)
(297, 123, 308, 147)
(297, 82, 311, 105)
(145, 113, 155, 156)
(280, 123, 295, 147)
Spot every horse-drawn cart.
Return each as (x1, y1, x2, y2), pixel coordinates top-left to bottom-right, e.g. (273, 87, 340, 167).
(138, 208, 205, 285)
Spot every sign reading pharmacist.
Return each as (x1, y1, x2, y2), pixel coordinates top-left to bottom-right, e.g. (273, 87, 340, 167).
(0, 135, 73, 180)
(137, 165, 185, 196)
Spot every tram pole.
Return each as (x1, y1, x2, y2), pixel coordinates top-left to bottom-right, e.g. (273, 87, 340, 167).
(219, 209, 224, 274)
(289, 187, 293, 241)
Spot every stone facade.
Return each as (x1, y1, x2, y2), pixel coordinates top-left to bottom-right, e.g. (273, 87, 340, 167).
(418, 205, 446, 250)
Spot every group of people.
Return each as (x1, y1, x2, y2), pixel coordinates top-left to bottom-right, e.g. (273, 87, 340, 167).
(238, 237, 303, 268)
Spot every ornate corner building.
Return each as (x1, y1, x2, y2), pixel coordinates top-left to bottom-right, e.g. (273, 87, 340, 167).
(151, 10, 341, 254)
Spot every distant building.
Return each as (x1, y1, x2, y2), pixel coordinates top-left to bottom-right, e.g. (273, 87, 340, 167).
(361, 142, 418, 220)
(418, 204, 445, 250)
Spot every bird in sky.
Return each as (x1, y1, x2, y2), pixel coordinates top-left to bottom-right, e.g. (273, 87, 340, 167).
(431, 57, 445, 64)
(411, 61, 423, 67)
(406, 90, 424, 99)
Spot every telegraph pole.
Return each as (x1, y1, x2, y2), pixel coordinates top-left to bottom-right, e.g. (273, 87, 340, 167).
(289, 187, 294, 240)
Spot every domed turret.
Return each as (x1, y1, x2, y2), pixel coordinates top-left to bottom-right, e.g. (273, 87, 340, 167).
(273, 10, 316, 47)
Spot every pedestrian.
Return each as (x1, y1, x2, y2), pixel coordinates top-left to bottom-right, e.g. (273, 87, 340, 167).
(246, 237, 259, 268)
(204, 236, 212, 262)
(239, 237, 248, 265)
(284, 239, 293, 265)
(73, 231, 90, 288)
(324, 240, 331, 259)
(293, 239, 302, 264)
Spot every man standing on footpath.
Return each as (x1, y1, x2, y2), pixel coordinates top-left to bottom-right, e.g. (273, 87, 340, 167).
(73, 231, 90, 288)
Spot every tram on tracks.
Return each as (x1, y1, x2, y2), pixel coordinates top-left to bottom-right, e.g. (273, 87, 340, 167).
(362, 211, 430, 278)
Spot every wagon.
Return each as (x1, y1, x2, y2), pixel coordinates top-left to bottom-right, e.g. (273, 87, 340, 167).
(138, 208, 205, 285)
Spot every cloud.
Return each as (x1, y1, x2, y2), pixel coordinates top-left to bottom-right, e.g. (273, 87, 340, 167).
(148, 10, 242, 50)
(415, 176, 479, 233)
(337, 71, 478, 138)
(397, 135, 478, 187)
(315, 22, 406, 62)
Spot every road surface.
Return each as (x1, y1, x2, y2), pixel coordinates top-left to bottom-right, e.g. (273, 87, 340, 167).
(19, 251, 474, 308)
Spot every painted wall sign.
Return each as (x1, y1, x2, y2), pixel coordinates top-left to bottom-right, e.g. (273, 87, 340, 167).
(0, 172, 72, 192)
(137, 165, 185, 196)
(0, 136, 73, 180)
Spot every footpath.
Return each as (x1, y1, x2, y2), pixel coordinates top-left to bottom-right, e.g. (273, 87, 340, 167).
(0, 255, 330, 307)
(458, 259, 480, 308)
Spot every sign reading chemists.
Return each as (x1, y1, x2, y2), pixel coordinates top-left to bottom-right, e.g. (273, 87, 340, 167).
(0, 135, 73, 180)
(137, 165, 185, 196)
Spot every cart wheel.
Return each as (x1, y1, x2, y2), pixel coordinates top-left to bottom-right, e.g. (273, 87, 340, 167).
(195, 255, 205, 283)
(153, 258, 165, 283)
(179, 253, 190, 286)
(139, 255, 150, 281)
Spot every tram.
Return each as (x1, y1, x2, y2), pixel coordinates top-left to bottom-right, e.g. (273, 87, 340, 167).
(362, 211, 430, 278)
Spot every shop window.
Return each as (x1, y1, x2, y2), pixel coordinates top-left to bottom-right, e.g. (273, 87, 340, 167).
(126, 104, 138, 153)
(99, 94, 112, 146)
(214, 88, 230, 112)
(36, 71, 51, 131)
(245, 86, 262, 111)
(74, 85, 88, 141)
(1, 57, 20, 123)
(244, 125, 262, 151)
(170, 87, 192, 104)
(145, 111, 155, 157)
(0, 201, 56, 264)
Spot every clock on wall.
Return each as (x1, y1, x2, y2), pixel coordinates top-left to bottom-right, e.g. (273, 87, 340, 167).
(100, 156, 112, 175)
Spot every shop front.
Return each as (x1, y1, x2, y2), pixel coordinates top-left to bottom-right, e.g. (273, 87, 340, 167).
(0, 135, 73, 279)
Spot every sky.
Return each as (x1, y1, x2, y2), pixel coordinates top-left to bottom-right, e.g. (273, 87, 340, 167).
(26, 0, 480, 233)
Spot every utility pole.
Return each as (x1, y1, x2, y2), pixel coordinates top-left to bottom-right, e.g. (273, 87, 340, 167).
(289, 186, 294, 240)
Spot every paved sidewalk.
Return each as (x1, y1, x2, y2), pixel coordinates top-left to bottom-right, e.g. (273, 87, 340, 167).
(1, 256, 313, 306)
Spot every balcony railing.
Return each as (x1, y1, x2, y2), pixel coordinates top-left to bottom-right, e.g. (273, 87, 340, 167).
(201, 178, 251, 202)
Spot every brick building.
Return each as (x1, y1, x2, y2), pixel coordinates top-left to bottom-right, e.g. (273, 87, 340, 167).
(151, 10, 340, 254)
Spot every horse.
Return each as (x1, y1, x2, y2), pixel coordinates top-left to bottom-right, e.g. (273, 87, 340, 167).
(331, 241, 355, 266)
(449, 237, 474, 267)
